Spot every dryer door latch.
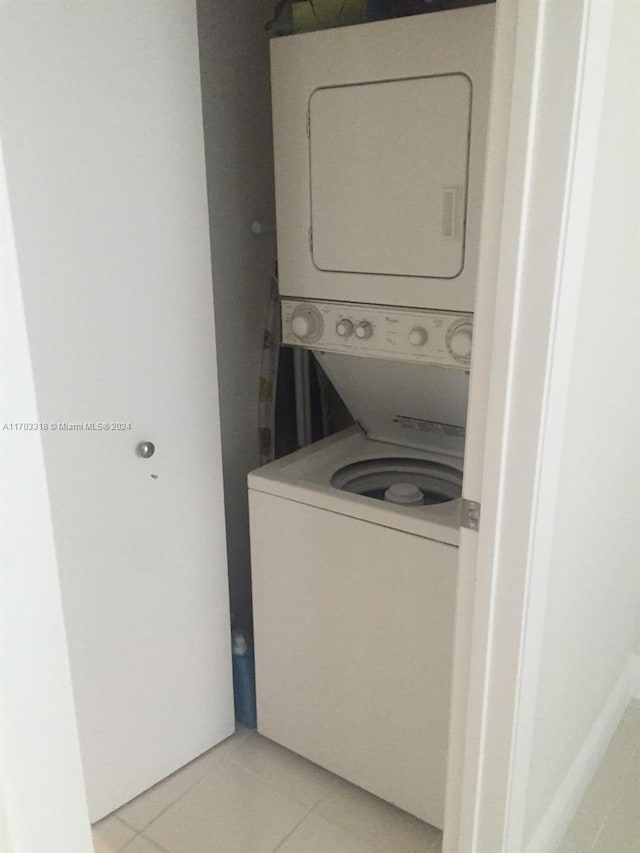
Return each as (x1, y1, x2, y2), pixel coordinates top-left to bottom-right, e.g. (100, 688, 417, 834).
(460, 498, 481, 531)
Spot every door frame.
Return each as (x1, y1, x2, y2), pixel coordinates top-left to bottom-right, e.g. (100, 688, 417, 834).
(444, 1, 615, 851)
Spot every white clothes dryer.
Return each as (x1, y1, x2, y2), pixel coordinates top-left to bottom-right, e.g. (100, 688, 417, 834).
(270, 5, 495, 313)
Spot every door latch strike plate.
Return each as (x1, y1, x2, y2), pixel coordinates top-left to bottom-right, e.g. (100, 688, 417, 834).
(460, 498, 481, 531)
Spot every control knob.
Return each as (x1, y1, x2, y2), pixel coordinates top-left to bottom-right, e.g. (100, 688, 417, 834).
(336, 319, 354, 338)
(447, 321, 473, 362)
(291, 305, 323, 342)
(408, 327, 428, 347)
(355, 321, 373, 340)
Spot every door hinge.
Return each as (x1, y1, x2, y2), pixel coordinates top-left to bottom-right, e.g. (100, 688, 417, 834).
(460, 498, 481, 531)
(309, 226, 313, 254)
(306, 108, 310, 138)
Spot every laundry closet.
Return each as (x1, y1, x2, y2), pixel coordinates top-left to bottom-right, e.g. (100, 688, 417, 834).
(0, 0, 496, 839)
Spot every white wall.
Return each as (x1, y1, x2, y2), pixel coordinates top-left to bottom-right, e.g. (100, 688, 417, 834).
(0, 142, 91, 852)
(523, 0, 640, 844)
(197, 1, 276, 629)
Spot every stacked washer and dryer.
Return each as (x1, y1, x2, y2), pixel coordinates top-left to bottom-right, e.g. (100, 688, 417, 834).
(249, 5, 494, 829)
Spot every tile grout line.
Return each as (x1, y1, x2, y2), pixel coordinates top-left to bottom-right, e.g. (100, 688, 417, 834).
(92, 815, 140, 852)
(303, 787, 442, 853)
(119, 761, 226, 836)
(132, 746, 331, 853)
(225, 745, 343, 810)
(588, 811, 610, 852)
(271, 804, 317, 852)
(269, 769, 372, 852)
(225, 751, 324, 808)
(115, 729, 337, 846)
(117, 732, 253, 835)
(137, 831, 173, 853)
(113, 729, 444, 853)
(117, 827, 171, 853)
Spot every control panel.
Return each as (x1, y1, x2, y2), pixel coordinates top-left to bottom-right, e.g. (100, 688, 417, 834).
(281, 299, 473, 369)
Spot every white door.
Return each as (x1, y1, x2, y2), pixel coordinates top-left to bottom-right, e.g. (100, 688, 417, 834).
(0, 1, 234, 821)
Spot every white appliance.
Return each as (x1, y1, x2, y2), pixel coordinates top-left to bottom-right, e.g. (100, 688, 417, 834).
(250, 423, 463, 827)
(252, 5, 493, 829)
(271, 5, 495, 312)
(250, 306, 471, 826)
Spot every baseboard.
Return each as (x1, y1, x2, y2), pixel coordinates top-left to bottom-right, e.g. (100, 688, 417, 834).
(631, 653, 640, 703)
(525, 657, 636, 853)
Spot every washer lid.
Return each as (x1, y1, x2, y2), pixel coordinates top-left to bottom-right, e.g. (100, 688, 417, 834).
(316, 351, 468, 455)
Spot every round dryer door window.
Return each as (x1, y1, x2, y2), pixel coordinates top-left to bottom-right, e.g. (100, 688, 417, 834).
(331, 457, 462, 506)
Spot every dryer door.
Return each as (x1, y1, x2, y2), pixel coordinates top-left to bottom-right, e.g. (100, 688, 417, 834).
(310, 74, 471, 280)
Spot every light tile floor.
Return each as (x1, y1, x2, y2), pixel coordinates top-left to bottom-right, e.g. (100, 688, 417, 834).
(92, 727, 443, 853)
(558, 701, 640, 853)
(93, 704, 640, 853)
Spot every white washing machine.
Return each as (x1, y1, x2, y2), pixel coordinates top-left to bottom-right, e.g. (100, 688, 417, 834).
(249, 310, 471, 828)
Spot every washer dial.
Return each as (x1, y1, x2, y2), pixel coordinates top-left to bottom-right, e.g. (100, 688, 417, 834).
(291, 304, 324, 342)
(355, 321, 373, 340)
(408, 327, 428, 347)
(336, 319, 354, 338)
(446, 320, 473, 363)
